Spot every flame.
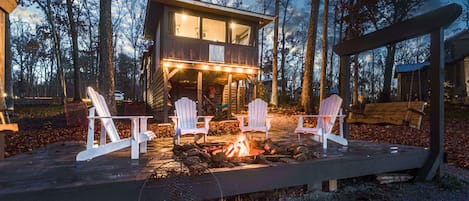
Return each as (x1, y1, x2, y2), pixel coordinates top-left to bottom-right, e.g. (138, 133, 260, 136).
(225, 133, 251, 157)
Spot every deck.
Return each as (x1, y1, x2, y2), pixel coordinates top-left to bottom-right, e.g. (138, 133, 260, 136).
(0, 128, 429, 201)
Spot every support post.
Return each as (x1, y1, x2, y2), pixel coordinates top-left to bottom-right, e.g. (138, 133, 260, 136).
(253, 77, 258, 100)
(417, 28, 444, 181)
(0, 133, 4, 159)
(236, 81, 241, 114)
(197, 71, 203, 115)
(339, 55, 351, 139)
(163, 67, 169, 123)
(227, 73, 233, 119)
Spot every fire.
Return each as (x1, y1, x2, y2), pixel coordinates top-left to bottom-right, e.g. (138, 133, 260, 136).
(225, 133, 251, 157)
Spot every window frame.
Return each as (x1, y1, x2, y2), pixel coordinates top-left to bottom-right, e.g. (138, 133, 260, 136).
(229, 22, 253, 46)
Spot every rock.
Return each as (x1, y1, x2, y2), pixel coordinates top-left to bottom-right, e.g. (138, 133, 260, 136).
(184, 156, 202, 166)
(279, 158, 297, 164)
(189, 162, 209, 175)
(199, 151, 211, 162)
(293, 153, 308, 161)
(294, 146, 309, 155)
(211, 152, 226, 163)
(254, 154, 269, 164)
(182, 143, 195, 151)
(221, 162, 235, 168)
(186, 148, 200, 156)
(286, 144, 299, 153)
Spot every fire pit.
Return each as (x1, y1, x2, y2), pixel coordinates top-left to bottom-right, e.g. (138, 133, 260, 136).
(172, 133, 315, 175)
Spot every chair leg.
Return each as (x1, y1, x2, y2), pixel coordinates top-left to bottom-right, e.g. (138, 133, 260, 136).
(297, 133, 302, 145)
(140, 141, 147, 153)
(265, 130, 269, 139)
(204, 134, 206, 144)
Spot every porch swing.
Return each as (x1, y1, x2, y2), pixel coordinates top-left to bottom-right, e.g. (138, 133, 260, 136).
(348, 64, 426, 129)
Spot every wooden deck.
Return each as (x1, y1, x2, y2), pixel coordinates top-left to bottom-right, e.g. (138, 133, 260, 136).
(0, 132, 429, 201)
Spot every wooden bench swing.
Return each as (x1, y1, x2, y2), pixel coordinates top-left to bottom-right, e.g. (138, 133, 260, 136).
(348, 51, 427, 129)
(348, 101, 425, 129)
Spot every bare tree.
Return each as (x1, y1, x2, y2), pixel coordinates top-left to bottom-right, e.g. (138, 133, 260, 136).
(66, 0, 81, 101)
(99, 0, 116, 113)
(279, 0, 291, 101)
(270, 0, 279, 107)
(33, 0, 67, 103)
(300, 0, 320, 113)
(319, 0, 329, 102)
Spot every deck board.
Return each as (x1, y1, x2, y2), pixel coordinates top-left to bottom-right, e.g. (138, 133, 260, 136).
(0, 132, 428, 201)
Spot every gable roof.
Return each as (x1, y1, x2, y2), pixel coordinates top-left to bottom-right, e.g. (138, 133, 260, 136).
(445, 28, 469, 63)
(144, 0, 274, 39)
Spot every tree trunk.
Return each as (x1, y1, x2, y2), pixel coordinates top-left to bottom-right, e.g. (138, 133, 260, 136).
(36, 0, 66, 104)
(280, 0, 290, 100)
(381, 44, 396, 102)
(320, 0, 329, 102)
(301, 0, 320, 113)
(66, 0, 81, 101)
(328, 1, 338, 89)
(99, 0, 116, 114)
(270, 0, 279, 107)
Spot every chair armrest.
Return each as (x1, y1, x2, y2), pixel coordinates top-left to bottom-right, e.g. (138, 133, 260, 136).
(234, 115, 246, 127)
(197, 116, 213, 129)
(197, 116, 214, 121)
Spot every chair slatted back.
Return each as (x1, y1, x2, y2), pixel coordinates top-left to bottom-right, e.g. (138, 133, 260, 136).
(317, 95, 343, 133)
(174, 97, 197, 129)
(87, 87, 120, 142)
(247, 99, 268, 128)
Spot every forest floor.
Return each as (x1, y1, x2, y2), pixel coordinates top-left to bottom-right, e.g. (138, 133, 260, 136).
(3, 103, 469, 200)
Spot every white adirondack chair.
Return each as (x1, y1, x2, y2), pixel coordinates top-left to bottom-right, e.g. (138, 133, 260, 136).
(170, 97, 213, 144)
(294, 94, 348, 149)
(236, 98, 272, 139)
(76, 87, 155, 161)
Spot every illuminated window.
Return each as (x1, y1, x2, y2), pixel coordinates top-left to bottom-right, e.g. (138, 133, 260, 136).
(231, 23, 251, 46)
(175, 13, 200, 39)
(202, 18, 226, 42)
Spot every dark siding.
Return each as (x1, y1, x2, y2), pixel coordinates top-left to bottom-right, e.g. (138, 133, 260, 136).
(148, 22, 166, 121)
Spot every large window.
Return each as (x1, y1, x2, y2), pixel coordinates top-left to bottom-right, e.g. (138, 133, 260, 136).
(202, 18, 226, 42)
(231, 23, 251, 46)
(175, 13, 199, 39)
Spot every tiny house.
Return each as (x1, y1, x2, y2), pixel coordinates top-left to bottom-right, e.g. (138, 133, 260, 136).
(142, 0, 273, 122)
(396, 29, 469, 103)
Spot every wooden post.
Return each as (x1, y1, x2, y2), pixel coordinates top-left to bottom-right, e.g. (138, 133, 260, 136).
(236, 81, 241, 114)
(197, 71, 203, 115)
(339, 55, 351, 139)
(163, 67, 169, 123)
(417, 28, 444, 181)
(227, 73, 232, 119)
(253, 76, 258, 100)
(0, 133, 4, 160)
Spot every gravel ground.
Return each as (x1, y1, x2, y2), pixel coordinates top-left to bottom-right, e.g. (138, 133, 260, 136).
(284, 164, 469, 201)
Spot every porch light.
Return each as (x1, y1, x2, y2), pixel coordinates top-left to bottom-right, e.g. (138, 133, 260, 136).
(230, 22, 236, 29)
(202, 65, 209, 70)
(181, 13, 188, 21)
(247, 69, 254, 74)
(225, 67, 232, 72)
(163, 62, 170, 67)
(214, 65, 221, 71)
(2, 93, 6, 97)
(236, 68, 243, 73)
(176, 64, 184, 69)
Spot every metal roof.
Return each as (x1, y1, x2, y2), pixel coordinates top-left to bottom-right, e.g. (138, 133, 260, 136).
(395, 62, 430, 73)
